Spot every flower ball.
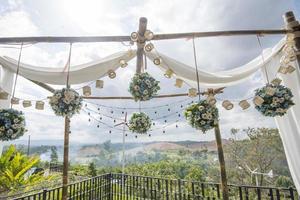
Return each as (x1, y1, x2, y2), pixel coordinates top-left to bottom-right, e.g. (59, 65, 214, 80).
(128, 112, 152, 134)
(184, 100, 219, 133)
(0, 109, 26, 141)
(49, 88, 83, 117)
(129, 72, 160, 101)
(254, 84, 294, 117)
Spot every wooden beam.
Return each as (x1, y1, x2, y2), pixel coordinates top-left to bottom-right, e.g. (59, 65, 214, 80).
(29, 79, 55, 93)
(0, 29, 289, 44)
(136, 17, 147, 73)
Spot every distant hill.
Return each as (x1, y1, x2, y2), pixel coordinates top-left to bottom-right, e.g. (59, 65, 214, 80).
(144, 142, 188, 151)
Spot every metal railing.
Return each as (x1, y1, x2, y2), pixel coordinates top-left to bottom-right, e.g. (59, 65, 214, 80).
(12, 173, 298, 200)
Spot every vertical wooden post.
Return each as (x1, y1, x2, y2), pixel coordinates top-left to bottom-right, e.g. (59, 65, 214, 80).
(62, 116, 70, 200)
(214, 123, 229, 200)
(283, 11, 300, 66)
(136, 17, 147, 74)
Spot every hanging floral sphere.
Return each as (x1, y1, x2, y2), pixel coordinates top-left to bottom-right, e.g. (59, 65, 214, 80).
(0, 109, 26, 141)
(49, 88, 83, 117)
(128, 112, 152, 134)
(184, 100, 219, 133)
(129, 72, 160, 101)
(254, 84, 294, 117)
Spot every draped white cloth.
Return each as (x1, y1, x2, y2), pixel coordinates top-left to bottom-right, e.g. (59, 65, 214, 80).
(0, 38, 299, 192)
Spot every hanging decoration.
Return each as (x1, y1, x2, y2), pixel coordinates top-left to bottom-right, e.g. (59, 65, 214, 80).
(0, 91, 9, 100)
(206, 94, 217, 105)
(119, 59, 128, 68)
(239, 100, 250, 110)
(129, 72, 160, 101)
(222, 100, 234, 110)
(184, 100, 219, 133)
(108, 69, 116, 79)
(0, 109, 26, 141)
(253, 84, 294, 117)
(22, 100, 32, 108)
(83, 86, 91, 96)
(128, 112, 152, 134)
(11, 97, 19, 105)
(49, 88, 83, 117)
(35, 101, 45, 110)
(175, 78, 183, 88)
(271, 78, 282, 86)
(95, 80, 104, 89)
(188, 88, 197, 97)
(164, 68, 174, 78)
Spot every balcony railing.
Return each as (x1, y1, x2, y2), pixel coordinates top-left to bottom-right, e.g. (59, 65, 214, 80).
(11, 173, 298, 200)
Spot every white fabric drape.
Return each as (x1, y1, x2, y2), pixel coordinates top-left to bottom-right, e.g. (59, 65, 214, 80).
(145, 38, 285, 88)
(263, 51, 300, 192)
(0, 50, 136, 85)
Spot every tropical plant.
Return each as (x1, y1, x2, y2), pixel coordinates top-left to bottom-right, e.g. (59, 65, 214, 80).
(0, 145, 47, 192)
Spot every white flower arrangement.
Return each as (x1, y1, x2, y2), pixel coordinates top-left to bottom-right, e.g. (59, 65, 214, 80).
(184, 100, 219, 133)
(129, 72, 160, 101)
(128, 112, 152, 134)
(0, 109, 26, 141)
(49, 88, 83, 117)
(254, 84, 294, 117)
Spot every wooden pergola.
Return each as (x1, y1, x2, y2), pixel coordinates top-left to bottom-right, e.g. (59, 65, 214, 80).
(1, 11, 299, 200)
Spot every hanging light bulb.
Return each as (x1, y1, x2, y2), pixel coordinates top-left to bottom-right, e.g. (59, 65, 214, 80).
(271, 78, 282, 86)
(153, 57, 162, 65)
(222, 100, 234, 110)
(108, 69, 116, 79)
(88, 118, 91, 122)
(11, 97, 20, 105)
(135, 135, 138, 138)
(164, 69, 174, 78)
(119, 59, 128, 68)
(206, 94, 217, 105)
(95, 80, 104, 89)
(109, 130, 112, 134)
(163, 130, 165, 133)
(176, 124, 178, 128)
(239, 100, 250, 110)
(253, 96, 264, 106)
(83, 86, 91, 96)
(144, 43, 154, 52)
(35, 101, 45, 110)
(174, 79, 183, 88)
(148, 134, 151, 137)
(144, 30, 154, 40)
(0, 91, 9, 100)
(130, 32, 138, 42)
(188, 88, 197, 97)
(97, 125, 100, 128)
(23, 100, 32, 108)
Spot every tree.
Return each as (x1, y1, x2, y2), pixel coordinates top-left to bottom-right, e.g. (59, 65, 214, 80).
(50, 146, 58, 163)
(88, 162, 97, 177)
(0, 145, 48, 192)
(225, 128, 290, 186)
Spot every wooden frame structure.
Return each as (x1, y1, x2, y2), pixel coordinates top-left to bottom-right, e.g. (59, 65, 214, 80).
(1, 11, 299, 200)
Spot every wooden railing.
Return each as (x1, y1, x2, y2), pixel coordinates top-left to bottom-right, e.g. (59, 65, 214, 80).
(11, 173, 298, 200)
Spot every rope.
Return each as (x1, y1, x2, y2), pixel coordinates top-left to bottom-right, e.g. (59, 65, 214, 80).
(256, 35, 270, 84)
(192, 37, 201, 101)
(11, 43, 23, 108)
(66, 43, 73, 88)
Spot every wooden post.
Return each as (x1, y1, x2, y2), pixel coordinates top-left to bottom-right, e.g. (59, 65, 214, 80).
(283, 11, 300, 66)
(62, 116, 70, 200)
(136, 17, 147, 74)
(214, 123, 229, 200)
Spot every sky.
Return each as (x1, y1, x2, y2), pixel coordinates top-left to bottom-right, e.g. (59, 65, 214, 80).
(0, 0, 299, 145)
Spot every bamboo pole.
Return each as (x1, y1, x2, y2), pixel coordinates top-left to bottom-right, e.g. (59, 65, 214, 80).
(62, 116, 70, 200)
(214, 123, 229, 200)
(0, 29, 289, 44)
(136, 17, 147, 73)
